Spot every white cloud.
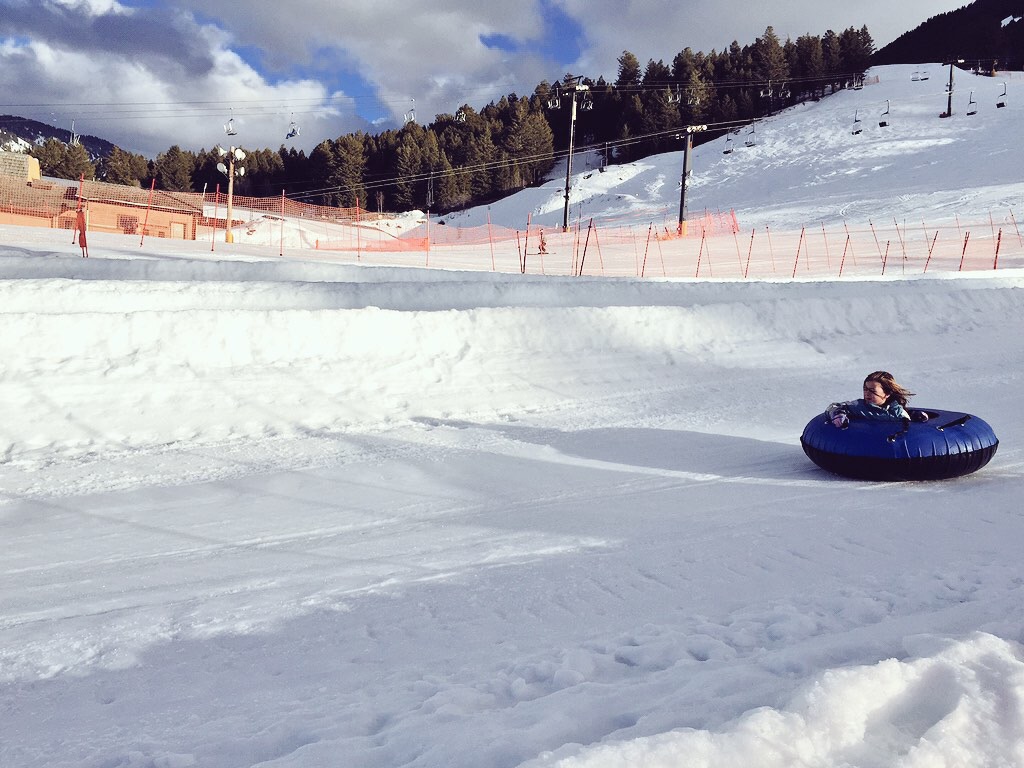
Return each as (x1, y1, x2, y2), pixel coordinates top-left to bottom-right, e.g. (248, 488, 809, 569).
(0, 0, 980, 157)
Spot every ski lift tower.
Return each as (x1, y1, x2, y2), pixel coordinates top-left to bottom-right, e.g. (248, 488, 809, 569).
(678, 123, 707, 235)
(940, 59, 964, 118)
(548, 76, 590, 232)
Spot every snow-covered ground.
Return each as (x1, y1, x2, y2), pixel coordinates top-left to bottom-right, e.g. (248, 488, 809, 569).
(2, 64, 1024, 768)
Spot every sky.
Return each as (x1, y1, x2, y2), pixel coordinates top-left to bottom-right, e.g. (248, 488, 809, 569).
(2, 62, 1024, 767)
(0, 0, 972, 158)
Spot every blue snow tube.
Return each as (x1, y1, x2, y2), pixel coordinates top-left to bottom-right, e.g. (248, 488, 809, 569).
(800, 409, 998, 480)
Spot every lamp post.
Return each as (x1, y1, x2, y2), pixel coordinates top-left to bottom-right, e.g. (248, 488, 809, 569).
(216, 145, 246, 242)
(678, 124, 707, 235)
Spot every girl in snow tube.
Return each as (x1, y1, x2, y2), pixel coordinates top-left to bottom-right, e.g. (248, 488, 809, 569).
(801, 371, 998, 481)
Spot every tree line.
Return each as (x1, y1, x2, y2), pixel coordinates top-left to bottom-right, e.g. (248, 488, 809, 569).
(30, 25, 874, 214)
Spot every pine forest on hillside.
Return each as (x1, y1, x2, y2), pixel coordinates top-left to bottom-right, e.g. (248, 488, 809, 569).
(25, 25, 876, 214)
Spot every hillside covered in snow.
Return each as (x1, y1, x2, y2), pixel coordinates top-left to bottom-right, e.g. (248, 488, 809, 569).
(2, 64, 1024, 768)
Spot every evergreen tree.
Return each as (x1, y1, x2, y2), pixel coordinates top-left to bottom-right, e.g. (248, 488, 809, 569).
(392, 128, 423, 210)
(464, 128, 497, 201)
(498, 98, 555, 189)
(839, 25, 875, 73)
(822, 29, 843, 81)
(681, 68, 713, 124)
(58, 143, 95, 181)
(433, 153, 460, 210)
(333, 133, 367, 208)
(29, 138, 65, 176)
(242, 148, 285, 197)
(308, 140, 341, 206)
(98, 146, 147, 186)
(640, 88, 681, 154)
(153, 145, 195, 191)
(754, 26, 790, 87)
(642, 59, 673, 88)
(672, 48, 698, 84)
(30, 138, 95, 180)
(616, 50, 642, 88)
(792, 34, 827, 97)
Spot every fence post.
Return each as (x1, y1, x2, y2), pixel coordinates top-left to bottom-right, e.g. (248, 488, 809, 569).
(894, 218, 908, 272)
(821, 222, 832, 269)
(280, 189, 285, 257)
(578, 218, 594, 276)
(765, 225, 776, 272)
(869, 220, 884, 263)
(994, 228, 1002, 269)
(923, 231, 938, 273)
(792, 226, 805, 278)
(656, 229, 667, 277)
(843, 222, 857, 267)
(959, 231, 971, 271)
(139, 178, 156, 248)
(211, 184, 219, 251)
(839, 234, 850, 277)
(734, 228, 743, 275)
(744, 228, 755, 279)
(524, 212, 531, 268)
(641, 223, 653, 277)
(487, 211, 496, 271)
(695, 230, 705, 278)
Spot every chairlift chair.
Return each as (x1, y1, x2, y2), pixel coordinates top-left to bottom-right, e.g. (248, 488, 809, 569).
(286, 113, 300, 139)
(997, 82, 1007, 108)
(920, 71, 930, 81)
(851, 109, 863, 135)
(878, 100, 890, 128)
(912, 70, 920, 82)
(723, 133, 734, 154)
(967, 91, 978, 116)
(547, 84, 562, 110)
(744, 124, 756, 147)
(224, 109, 238, 136)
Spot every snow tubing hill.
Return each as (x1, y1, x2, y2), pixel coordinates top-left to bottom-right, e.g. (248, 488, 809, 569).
(800, 408, 998, 481)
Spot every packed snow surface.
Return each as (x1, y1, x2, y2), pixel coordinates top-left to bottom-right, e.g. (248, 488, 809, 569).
(2, 64, 1024, 767)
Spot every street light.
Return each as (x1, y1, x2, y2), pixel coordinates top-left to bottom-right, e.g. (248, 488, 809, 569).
(216, 145, 246, 243)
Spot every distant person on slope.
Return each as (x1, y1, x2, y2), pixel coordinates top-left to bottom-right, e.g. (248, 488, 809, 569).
(826, 371, 926, 428)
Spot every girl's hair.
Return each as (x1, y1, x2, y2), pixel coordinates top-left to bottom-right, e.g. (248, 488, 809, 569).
(864, 370, 914, 406)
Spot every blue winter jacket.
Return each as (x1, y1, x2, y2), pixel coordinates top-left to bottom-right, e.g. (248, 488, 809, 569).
(826, 398, 910, 421)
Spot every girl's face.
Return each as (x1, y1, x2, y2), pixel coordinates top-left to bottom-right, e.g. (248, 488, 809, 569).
(863, 380, 888, 406)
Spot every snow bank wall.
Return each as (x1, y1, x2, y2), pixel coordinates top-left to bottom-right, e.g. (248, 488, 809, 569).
(2, 269, 1023, 461)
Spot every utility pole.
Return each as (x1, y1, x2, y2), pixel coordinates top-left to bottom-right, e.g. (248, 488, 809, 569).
(678, 124, 707, 235)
